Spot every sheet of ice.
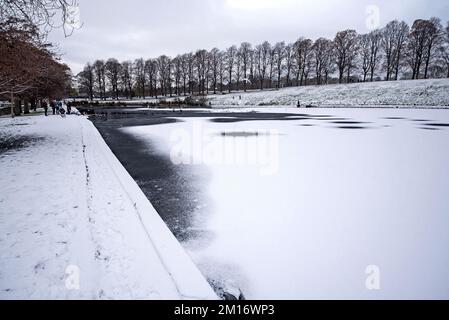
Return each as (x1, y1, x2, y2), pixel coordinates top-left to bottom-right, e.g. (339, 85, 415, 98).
(0, 114, 216, 300)
(124, 108, 449, 299)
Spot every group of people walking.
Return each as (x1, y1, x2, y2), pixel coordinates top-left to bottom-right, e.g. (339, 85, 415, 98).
(41, 100, 72, 117)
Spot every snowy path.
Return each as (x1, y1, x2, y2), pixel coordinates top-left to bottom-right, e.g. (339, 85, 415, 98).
(0, 114, 216, 300)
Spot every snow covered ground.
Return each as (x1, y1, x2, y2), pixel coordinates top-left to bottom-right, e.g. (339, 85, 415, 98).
(0, 113, 216, 300)
(123, 108, 449, 299)
(207, 78, 449, 108)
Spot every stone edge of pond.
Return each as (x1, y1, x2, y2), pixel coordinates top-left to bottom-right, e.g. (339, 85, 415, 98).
(81, 115, 218, 300)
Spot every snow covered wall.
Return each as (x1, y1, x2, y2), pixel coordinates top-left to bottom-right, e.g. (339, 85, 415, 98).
(207, 78, 449, 108)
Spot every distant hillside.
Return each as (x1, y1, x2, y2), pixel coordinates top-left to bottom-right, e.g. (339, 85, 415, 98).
(207, 78, 449, 108)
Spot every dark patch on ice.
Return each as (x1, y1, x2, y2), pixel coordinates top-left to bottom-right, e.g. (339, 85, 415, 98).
(210, 116, 308, 123)
(419, 127, 441, 131)
(299, 124, 315, 127)
(383, 117, 407, 120)
(331, 121, 368, 125)
(311, 115, 333, 118)
(313, 117, 348, 121)
(335, 126, 371, 130)
(426, 123, 449, 128)
(218, 131, 277, 137)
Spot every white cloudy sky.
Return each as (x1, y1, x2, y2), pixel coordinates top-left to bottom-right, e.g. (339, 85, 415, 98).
(49, 0, 449, 74)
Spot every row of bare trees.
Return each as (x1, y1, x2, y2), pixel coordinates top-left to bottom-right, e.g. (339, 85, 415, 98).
(78, 17, 449, 100)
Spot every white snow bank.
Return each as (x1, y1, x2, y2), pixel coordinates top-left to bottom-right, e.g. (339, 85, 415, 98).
(0, 114, 216, 300)
(207, 78, 449, 107)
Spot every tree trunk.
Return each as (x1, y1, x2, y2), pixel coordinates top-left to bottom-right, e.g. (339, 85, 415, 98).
(14, 99, 22, 116)
(10, 92, 14, 118)
(24, 98, 30, 114)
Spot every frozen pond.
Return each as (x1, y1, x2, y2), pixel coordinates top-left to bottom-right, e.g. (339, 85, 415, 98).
(94, 108, 449, 299)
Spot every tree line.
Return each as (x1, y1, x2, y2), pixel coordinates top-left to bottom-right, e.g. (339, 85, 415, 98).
(79, 17, 449, 101)
(0, 0, 78, 116)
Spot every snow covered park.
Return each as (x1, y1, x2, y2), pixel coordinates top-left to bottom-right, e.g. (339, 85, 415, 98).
(121, 107, 449, 299)
(0, 114, 216, 300)
(2, 105, 449, 300)
(207, 78, 449, 108)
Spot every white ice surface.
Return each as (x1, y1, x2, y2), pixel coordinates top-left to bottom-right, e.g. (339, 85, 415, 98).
(124, 108, 449, 299)
(0, 114, 216, 300)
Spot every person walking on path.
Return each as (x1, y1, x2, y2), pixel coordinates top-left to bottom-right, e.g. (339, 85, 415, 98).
(42, 100, 49, 116)
(56, 100, 62, 114)
(50, 100, 56, 115)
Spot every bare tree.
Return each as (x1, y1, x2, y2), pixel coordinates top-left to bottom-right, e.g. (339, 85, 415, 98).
(437, 44, 449, 78)
(334, 30, 358, 83)
(284, 43, 294, 87)
(391, 21, 409, 80)
(303, 52, 313, 85)
(268, 43, 276, 88)
(442, 21, 449, 77)
(144, 59, 157, 97)
(407, 20, 425, 79)
(382, 20, 409, 80)
(239, 42, 252, 91)
(312, 38, 332, 85)
(1, 19, 43, 105)
(93, 60, 106, 100)
(120, 61, 133, 99)
(205, 51, 211, 94)
(157, 55, 170, 96)
(293, 38, 312, 86)
(173, 55, 182, 96)
(235, 49, 242, 91)
(77, 63, 94, 100)
(360, 30, 382, 82)
(255, 41, 270, 90)
(322, 40, 335, 84)
(105, 58, 121, 99)
(133, 58, 146, 98)
(368, 30, 382, 81)
(185, 52, 195, 95)
(0, 0, 81, 36)
(274, 42, 285, 88)
(225, 45, 237, 93)
(195, 49, 207, 95)
(423, 18, 443, 79)
(167, 57, 173, 97)
(360, 34, 371, 82)
(210, 48, 220, 94)
(218, 51, 225, 93)
(179, 54, 188, 95)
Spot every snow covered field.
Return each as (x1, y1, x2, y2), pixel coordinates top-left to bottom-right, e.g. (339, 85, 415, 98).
(207, 78, 449, 108)
(123, 108, 449, 299)
(0, 114, 215, 300)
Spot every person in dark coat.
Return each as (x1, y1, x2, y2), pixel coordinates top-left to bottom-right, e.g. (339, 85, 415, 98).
(42, 100, 49, 116)
(50, 100, 56, 115)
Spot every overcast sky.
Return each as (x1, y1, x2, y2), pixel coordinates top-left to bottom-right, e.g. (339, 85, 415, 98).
(49, 0, 449, 74)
